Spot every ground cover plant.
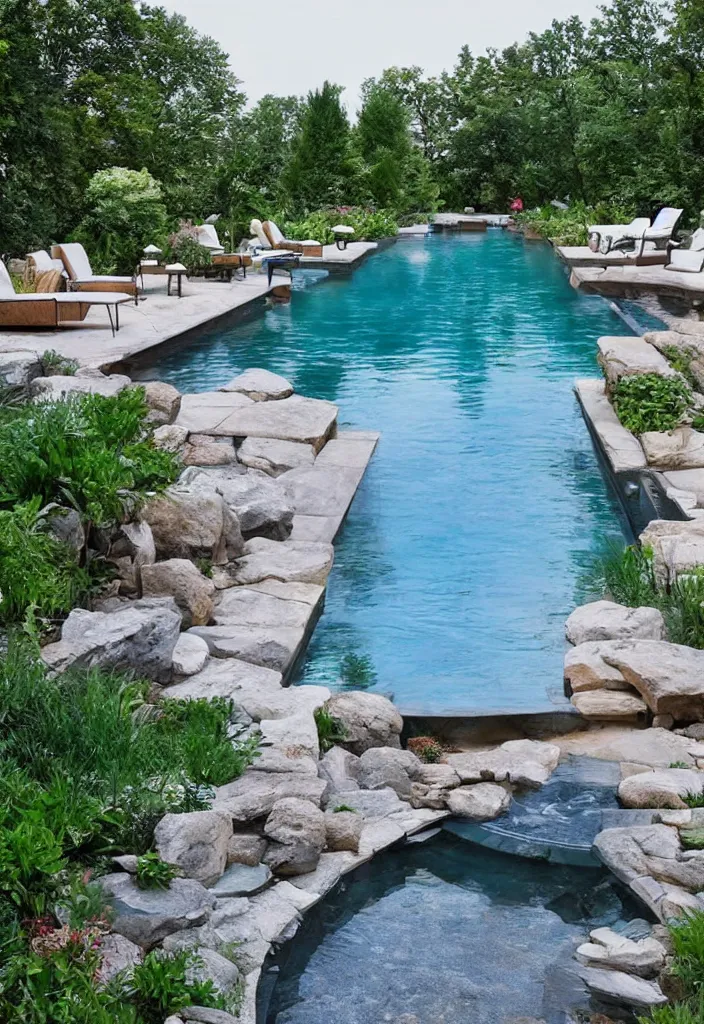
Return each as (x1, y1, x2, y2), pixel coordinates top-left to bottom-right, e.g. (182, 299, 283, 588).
(0, 638, 258, 1020)
(640, 914, 704, 1024)
(611, 374, 693, 436)
(516, 201, 636, 246)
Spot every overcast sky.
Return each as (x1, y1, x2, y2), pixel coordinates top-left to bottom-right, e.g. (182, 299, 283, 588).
(163, 0, 605, 111)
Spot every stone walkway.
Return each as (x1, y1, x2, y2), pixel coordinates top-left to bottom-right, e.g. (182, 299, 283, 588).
(0, 273, 276, 370)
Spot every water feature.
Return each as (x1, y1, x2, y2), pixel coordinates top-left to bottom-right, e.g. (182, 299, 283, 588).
(137, 231, 632, 715)
(257, 832, 643, 1024)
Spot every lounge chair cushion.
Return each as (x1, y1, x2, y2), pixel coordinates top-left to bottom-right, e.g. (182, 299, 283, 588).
(58, 243, 94, 281)
(0, 261, 17, 299)
(667, 249, 704, 273)
(28, 250, 66, 274)
(55, 292, 134, 304)
(73, 275, 134, 284)
(195, 224, 224, 252)
(250, 220, 272, 249)
(649, 207, 683, 236)
(0, 293, 56, 303)
(264, 220, 286, 247)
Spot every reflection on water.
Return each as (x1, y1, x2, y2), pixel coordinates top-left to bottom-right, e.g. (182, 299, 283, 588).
(260, 834, 641, 1024)
(140, 233, 631, 713)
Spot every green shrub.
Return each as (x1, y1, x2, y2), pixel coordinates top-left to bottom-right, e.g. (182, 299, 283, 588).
(314, 706, 348, 752)
(0, 388, 179, 528)
(72, 166, 169, 275)
(0, 499, 91, 624)
(135, 852, 177, 891)
(670, 912, 704, 995)
(130, 949, 224, 1023)
(516, 200, 636, 246)
(611, 373, 692, 435)
(662, 345, 699, 390)
(281, 206, 399, 245)
(591, 543, 659, 609)
(167, 221, 213, 272)
(681, 829, 704, 850)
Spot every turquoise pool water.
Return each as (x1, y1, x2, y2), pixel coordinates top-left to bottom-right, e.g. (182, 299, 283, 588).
(139, 232, 631, 715)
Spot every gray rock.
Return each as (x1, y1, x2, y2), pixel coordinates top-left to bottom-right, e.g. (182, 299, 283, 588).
(209, 394, 338, 453)
(41, 597, 181, 682)
(593, 825, 681, 884)
(140, 381, 181, 425)
(209, 862, 273, 897)
(213, 584, 316, 629)
(180, 466, 294, 540)
(172, 633, 209, 676)
(188, 623, 303, 673)
(645, 854, 704, 892)
(577, 965, 667, 1008)
(183, 439, 237, 467)
(153, 423, 189, 453)
(416, 764, 461, 788)
(220, 368, 294, 402)
(356, 746, 423, 798)
(238, 437, 315, 476)
(113, 854, 139, 873)
(318, 745, 361, 792)
(186, 947, 239, 995)
(175, 391, 255, 434)
(642, 427, 704, 470)
(619, 768, 704, 809)
(183, 1007, 241, 1024)
(597, 335, 675, 387)
(409, 783, 452, 810)
(143, 486, 243, 565)
(571, 689, 649, 721)
(446, 783, 511, 820)
(154, 811, 232, 886)
(229, 537, 334, 586)
(325, 787, 406, 818)
(214, 771, 328, 824)
(499, 739, 561, 772)
(227, 833, 267, 866)
(640, 518, 704, 587)
(288, 850, 358, 896)
(324, 809, 362, 852)
(263, 797, 326, 876)
(564, 641, 630, 692)
(110, 520, 156, 568)
(96, 933, 142, 984)
(32, 370, 130, 399)
(566, 600, 665, 645)
(101, 872, 216, 948)
(576, 927, 666, 977)
(0, 350, 40, 387)
(141, 558, 215, 627)
(600, 639, 704, 719)
(445, 749, 551, 789)
(324, 692, 403, 755)
(46, 507, 85, 556)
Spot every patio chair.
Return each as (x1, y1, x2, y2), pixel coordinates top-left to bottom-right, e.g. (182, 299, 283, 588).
(52, 243, 139, 303)
(25, 250, 67, 291)
(250, 219, 323, 259)
(588, 208, 683, 257)
(195, 223, 225, 255)
(0, 261, 133, 335)
(665, 227, 704, 274)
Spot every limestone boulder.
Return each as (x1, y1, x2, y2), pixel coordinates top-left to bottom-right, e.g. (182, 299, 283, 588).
(238, 437, 315, 476)
(96, 933, 143, 984)
(417, 764, 462, 788)
(181, 466, 294, 540)
(110, 520, 156, 568)
(140, 381, 181, 425)
(41, 598, 181, 682)
(324, 809, 363, 852)
(143, 486, 243, 565)
(356, 746, 423, 798)
(326, 787, 406, 818)
(229, 537, 333, 586)
(593, 825, 682, 883)
(564, 641, 630, 692)
(188, 623, 303, 673)
(324, 692, 403, 755)
(318, 745, 361, 793)
(566, 600, 665, 645)
(577, 966, 667, 1009)
(172, 633, 209, 676)
(600, 639, 704, 719)
(597, 336, 676, 387)
(101, 873, 216, 948)
(446, 783, 511, 821)
(641, 427, 704, 470)
(210, 394, 338, 453)
(0, 350, 40, 387)
(220, 368, 294, 402)
(214, 772, 328, 825)
(32, 368, 131, 399)
(154, 811, 232, 886)
(46, 507, 85, 557)
(499, 739, 561, 772)
(153, 423, 189, 453)
(227, 834, 268, 866)
(263, 797, 326, 876)
(141, 559, 215, 628)
(445, 748, 553, 789)
(576, 928, 666, 978)
(185, 947, 239, 995)
(571, 689, 649, 722)
(640, 518, 704, 586)
(618, 768, 704, 809)
(183, 437, 237, 467)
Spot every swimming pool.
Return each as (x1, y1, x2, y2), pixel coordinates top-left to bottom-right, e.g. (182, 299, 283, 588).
(139, 231, 631, 715)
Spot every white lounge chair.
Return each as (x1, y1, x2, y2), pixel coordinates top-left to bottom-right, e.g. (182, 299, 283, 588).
(588, 208, 683, 257)
(665, 228, 704, 274)
(52, 243, 139, 303)
(250, 219, 323, 259)
(0, 261, 133, 335)
(195, 223, 225, 255)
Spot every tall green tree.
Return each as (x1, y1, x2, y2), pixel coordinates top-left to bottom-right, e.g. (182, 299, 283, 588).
(283, 81, 355, 213)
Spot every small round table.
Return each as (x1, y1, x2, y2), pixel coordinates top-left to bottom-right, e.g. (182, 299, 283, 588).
(165, 263, 188, 297)
(332, 225, 355, 250)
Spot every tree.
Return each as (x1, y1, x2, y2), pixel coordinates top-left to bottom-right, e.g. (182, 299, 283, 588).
(283, 82, 355, 213)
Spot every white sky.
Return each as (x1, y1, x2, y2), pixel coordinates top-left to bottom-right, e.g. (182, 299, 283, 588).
(163, 0, 606, 111)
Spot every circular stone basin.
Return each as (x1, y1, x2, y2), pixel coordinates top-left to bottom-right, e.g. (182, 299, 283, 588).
(259, 833, 644, 1024)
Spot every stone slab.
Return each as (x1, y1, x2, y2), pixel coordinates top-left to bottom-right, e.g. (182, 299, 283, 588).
(174, 392, 255, 433)
(189, 624, 306, 673)
(211, 394, 338, 452)
(230, 538, 334, 586)
(289, 515, 341, 543)
(575, 379, 646, 472)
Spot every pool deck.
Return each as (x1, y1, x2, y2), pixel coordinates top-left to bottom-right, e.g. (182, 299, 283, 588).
(570, 262, 704, 303)
(0, 273, 278, 370)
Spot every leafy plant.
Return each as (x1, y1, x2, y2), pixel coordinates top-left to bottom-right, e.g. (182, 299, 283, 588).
(591, 542, 659, 609)
(670, 761, 690, 769)
(168, 221, 212, 272)
(314, 706, 348, 753)
(662, 345, 699, 390)
(611, 373, 693, 435)
(669, 912, 704, 995)
(333, 804, 357, 813)
(135, 852, 177, 891)
(129, 949, 224, 1023)
(38, 351, 78, 377)
(407, 736, 444, 763)
(683, 793, 704, 809)
(282, 205, 399, 246)
(681, 829, 704, 851)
